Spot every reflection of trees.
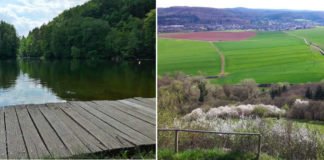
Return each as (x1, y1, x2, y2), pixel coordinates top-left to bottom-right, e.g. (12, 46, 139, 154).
(19, 59, 155, 100)
(0, 60, 19, 89)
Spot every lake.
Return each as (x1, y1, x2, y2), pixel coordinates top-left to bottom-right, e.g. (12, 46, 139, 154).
(0, 59, 155, 107)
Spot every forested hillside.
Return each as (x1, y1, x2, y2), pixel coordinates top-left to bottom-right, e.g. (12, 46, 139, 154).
(0, 21, 19, 58)
(19, 0, 156, 59)
(159, 7, 324, 25)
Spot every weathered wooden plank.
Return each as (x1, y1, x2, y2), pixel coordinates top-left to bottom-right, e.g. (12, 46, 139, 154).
(110, 101, 155, 120)
(5, 107, 28, 159)
(39, 104, 90, 155)
(88, 101, 155, 140)
(68, 102, 144, 146)
(26, 105, 71, 158)
(0, 99, 155, 159)
(124, 98, 153, 109)
(149, 98, 157, 103)
(95, 101, 155, 125)
(0, 108, 7, 159)
(119, 100, 156, 115)
(16, 106, 50, 159)
(135, 97, 156, 106)
(47, 103, 106, 152)
(59, 103, 127, 149)
(131, 98, 156, 109)
(71, 102, 154, 145)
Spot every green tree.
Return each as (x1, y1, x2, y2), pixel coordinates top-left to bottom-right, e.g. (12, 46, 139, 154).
(19, 0, 155, 60)
(143, 9, 156, 59)
(71, 46, 81, 58)
(0, 21, 19, 58)
(314, 85, 324, 100)
(305, 87, 313, 99)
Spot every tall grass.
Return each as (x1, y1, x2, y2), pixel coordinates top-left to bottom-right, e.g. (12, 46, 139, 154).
(158, 148, 261, 160)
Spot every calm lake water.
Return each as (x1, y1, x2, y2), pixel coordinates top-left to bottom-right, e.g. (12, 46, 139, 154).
(0, 59, 155, 107)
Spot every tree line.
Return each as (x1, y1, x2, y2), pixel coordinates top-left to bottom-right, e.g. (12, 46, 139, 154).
(1, 0, 156, 60)
(0, 21, 19, 59)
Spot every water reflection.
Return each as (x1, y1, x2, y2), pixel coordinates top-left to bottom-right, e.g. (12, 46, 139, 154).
(0, 59, 155, 107)
(0, 73, 66, 107)
(0, 60, 19, 89)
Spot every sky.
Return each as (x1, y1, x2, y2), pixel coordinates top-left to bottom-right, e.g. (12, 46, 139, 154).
(158, 0, 324, 11)
(0, 0, 89, 36)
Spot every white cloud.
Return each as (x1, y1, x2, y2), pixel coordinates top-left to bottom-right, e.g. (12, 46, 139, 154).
(158, 0, 324, 11)
(0, 0, 89, 36)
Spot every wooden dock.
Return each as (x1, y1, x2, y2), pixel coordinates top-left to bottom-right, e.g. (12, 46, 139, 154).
(0, 98, 156, 159)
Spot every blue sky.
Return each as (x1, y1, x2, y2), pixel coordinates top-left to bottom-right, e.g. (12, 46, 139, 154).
(158, 0, 324, 11)
(0, 0, 89, 36)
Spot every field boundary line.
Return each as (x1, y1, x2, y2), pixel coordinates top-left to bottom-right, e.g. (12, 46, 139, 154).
(284, 32, 306, 42)
(285, 32, 324, 55)
(210, 42, 226, 77)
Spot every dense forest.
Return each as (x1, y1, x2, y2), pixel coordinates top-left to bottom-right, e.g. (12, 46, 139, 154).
(19, 0, 156, 60)
(0, 21, 19, 59)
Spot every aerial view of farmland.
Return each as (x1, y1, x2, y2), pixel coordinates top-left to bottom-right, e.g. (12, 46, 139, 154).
(157, 3, 324, 160)
(159, 30, 324, 84)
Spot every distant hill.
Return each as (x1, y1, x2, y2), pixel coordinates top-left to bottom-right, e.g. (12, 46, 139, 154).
(20, 0, 156, 59)
(158, 7, 324, 32)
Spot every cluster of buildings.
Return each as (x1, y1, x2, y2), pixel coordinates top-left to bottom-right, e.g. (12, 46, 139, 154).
(158, 20, 317, 33)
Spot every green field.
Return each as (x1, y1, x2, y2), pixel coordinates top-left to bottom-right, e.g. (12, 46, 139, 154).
(290, 27, 324, 48)
(158, 39, 220, 76)
(159, 30, 324, 84)
(293, 120, 324, 134)
(214, 32, 324, 83)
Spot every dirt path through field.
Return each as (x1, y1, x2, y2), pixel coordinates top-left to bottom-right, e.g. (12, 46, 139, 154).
(285, 32, 306, 43)
(210, 42, 226, 77)
(285, 32, 324, 55)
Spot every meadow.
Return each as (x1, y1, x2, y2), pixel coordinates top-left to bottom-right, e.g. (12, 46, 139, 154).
(158, 39, 220, 76)
(159, 30, 324, 84)
(289, 27, 324, 48)
(214, 32, 324, 83)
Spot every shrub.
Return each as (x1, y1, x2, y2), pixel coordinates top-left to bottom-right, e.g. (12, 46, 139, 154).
(252, 106, 269, 117)
(223, 79, 259, 102)
(282, 104, 289, 111)
(158, 148, 258, 160)
(288, 100, 324, 121)
(168, 117, 324, 160)
(305, 87, 313, 99)
(184, 104, 285, 120)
